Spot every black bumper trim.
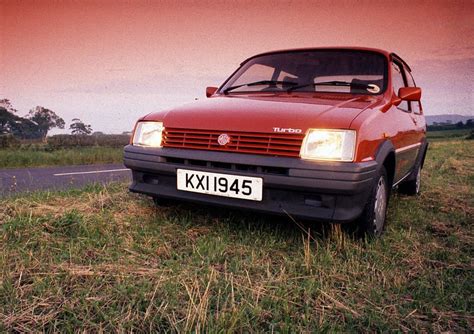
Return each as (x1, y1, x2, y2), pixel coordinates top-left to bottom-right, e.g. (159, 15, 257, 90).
(124, 146, 378, 222)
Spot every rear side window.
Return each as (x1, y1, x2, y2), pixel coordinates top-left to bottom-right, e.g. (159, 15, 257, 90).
(391, 62, 410, 112)
(405, 70, 422, 115)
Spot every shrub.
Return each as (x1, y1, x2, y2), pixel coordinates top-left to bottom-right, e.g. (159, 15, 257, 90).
(0, 135, 20, 149)
(467, 130, 474, 140)
(47, 134, 130, 149)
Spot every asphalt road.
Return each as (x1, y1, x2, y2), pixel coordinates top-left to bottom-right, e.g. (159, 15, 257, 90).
(0, 164, 131, 197)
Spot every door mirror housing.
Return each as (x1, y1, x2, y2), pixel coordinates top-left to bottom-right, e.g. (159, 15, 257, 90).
(398, 87, 422, 101)
(206, 86, 218, 98)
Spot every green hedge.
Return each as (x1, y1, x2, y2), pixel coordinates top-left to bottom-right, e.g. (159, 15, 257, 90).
(467, 130, 474, 140)
(0, 135, 21, 149)
(0, 134, 130, 150)
(47, 134, 130, 149)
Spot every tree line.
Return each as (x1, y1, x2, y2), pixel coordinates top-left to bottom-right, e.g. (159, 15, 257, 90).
(0, 99, 93, 140)
(427, 119, 474, 132)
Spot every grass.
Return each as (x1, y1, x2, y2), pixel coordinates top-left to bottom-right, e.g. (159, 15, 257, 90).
(0, 147, 124, 169)
(0, 139, 472, 332)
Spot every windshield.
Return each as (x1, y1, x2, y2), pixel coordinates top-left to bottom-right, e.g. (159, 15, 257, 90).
(219, 50, 387, 95)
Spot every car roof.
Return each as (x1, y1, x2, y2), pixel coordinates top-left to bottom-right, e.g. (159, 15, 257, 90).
(242, 47, 412, 72)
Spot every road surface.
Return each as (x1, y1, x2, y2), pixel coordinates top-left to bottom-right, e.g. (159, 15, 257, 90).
(0, 164, 131, 197)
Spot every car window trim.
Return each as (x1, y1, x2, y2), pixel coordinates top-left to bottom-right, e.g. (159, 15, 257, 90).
(405, 70, 423, 115)
(217, 49, 389, 96)
(392, 60, 412, 114)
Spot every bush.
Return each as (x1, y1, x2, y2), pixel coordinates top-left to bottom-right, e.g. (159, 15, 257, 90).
(467, 130, 474, 140)
(47, 134, 130, 149)
(0, 135, 20, 149)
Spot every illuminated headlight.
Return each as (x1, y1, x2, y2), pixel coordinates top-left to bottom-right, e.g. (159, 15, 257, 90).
(300, 129, 356, 161)
(132, 121, 164, 147)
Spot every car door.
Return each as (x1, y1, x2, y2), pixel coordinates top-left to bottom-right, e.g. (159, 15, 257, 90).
(390, 61, 421, 182)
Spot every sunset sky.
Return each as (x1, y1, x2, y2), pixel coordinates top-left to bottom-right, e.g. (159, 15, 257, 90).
(1, 0, 473, 133)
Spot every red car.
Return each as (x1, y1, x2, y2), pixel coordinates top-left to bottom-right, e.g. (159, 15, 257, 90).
(124, 47, 427, 237)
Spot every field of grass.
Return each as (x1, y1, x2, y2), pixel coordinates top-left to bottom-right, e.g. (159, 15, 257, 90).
(427, 128, 472, 141)
(0, 139, 472, 332)
(0, 147, 124, 169)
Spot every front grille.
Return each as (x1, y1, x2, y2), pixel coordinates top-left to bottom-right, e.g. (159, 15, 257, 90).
(163, 128, 304, 157)
(163, 157, 289, 175)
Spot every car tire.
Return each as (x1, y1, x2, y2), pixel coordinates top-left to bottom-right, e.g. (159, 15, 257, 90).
(355, 166, 390, 238)
(398, 165, 421, 196)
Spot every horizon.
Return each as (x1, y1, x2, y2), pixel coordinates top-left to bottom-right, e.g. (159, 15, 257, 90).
(1, 0, 473, 134)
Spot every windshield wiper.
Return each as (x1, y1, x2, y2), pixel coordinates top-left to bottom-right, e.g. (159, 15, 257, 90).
(223, 80, 298, 94)
(286, 80, 375, 93)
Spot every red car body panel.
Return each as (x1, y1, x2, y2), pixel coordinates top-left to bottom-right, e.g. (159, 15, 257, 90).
(143, 94, 382, 135)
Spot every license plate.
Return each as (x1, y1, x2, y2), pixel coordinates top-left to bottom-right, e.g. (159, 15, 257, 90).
(177, 169, 263, 201)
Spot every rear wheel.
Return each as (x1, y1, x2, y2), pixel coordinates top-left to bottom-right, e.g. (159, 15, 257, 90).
(398, 165, 421, 195)
(356, 167, 389, 238)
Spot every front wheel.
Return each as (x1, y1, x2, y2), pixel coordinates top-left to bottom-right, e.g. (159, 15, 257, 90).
(356, 167, 389, 238)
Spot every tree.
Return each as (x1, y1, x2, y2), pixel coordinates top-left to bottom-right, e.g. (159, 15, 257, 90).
(69, 118, 93, 135)
(0, 107, 16, 135)
(0, 99, 18, 113)
(27, 106, 65, 140)
(0, 99, 42, 139)
(0, 99, 19, 135)
(0, 107, 41, 138)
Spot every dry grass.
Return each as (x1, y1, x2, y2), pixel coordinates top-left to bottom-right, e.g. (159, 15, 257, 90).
(1, 139, 473, 332)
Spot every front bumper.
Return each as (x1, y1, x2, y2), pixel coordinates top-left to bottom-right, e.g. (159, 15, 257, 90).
(124, 145, 378, 223)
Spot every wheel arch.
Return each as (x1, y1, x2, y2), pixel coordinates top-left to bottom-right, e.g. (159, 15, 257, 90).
(419, 140, 429, 169)
(403, 139, 429, 182)
(374, 140, 396, 188)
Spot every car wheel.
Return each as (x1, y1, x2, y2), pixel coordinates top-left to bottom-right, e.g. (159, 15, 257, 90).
(398, 165, 421, 196)
(356, 167, 389, 238)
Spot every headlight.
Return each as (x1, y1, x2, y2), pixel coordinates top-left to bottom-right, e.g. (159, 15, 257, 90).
(300, 129, 356, 161)
(132, 121, 164, 147)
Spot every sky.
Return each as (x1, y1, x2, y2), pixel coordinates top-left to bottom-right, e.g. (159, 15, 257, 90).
(1, 0, 473, 134)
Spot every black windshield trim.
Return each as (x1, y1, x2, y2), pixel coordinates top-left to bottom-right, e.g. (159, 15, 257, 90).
(217, 49, 389, 96)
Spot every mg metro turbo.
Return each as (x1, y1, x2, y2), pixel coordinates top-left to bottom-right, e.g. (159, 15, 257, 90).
(124, 47, 427, 237)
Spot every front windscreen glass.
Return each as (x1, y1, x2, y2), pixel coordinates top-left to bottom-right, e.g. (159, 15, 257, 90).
(220, 50, 387, 95)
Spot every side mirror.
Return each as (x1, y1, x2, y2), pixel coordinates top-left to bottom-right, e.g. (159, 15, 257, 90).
(206, 86, 218, 98)
(398, 87, 422, 101)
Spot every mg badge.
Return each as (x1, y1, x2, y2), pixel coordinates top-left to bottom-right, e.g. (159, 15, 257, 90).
(217, 133, 230, 146)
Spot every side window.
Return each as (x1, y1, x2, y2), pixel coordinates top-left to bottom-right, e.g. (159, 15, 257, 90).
(391, 62, 410, 112)
(405, 70, 422, 115)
